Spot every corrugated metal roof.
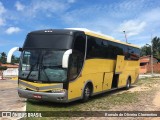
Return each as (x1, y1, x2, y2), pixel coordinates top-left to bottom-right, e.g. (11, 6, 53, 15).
(1, 64, 19, 68)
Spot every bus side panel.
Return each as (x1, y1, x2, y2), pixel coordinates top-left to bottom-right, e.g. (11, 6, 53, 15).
(68, 59, 115, 100)
(68, 77, 83, 100)
(116, 56, 127, 87)
(89, 73, 103, 93)
(134, 67, 139, 82)
(68, 73, 104, 100)
(115, 55, 125, 74)
(118, 60, 140, 87)
(103, 72, 113, 90)
(118, 71, 129, 87)
(126, 60, 140, 84)
(82, 59, 116, 75)
(82, 59, 115, 93)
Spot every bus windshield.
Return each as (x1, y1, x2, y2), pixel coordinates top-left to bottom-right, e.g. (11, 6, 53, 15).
(19, 49, 67, 82)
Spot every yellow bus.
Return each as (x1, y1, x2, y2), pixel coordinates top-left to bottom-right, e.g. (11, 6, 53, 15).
(7, 28, 140, 102)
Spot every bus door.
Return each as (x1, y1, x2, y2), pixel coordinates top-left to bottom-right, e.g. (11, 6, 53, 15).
(112, 55, 125, 88)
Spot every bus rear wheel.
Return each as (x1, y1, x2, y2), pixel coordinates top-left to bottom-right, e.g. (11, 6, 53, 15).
(125, 78, 131, 90)
(82, 85, 91, 102)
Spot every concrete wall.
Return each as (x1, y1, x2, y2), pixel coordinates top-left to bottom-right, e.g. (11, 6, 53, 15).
(3, 68, 18, 76)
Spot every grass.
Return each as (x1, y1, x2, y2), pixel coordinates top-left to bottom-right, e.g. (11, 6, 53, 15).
(26, 88, 139, 120)
(26, 90, 139, 120)
(25, 77, 159, 119)
(136, 77, 160, 87)
(136, 77, 152, 85)
(26, 90, 139, 111)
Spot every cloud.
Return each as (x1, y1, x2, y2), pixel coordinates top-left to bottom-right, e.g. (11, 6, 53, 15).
(0, 2, 6, 15)
(0, 18, 5, 26)
(26, 0, 69, 18)
(62, 0, 148, 32)
(67, 0, 76, 3)
(5, 27, 21, 34)
(118, 20, 146, 37)
(15, 1, 25, 11)
(140, 7, 160, 31)
(115, 7, 160, 43)
(1, 0, 71, 22)
(0, 2, 6, 26)
(62, 0, 159, 39)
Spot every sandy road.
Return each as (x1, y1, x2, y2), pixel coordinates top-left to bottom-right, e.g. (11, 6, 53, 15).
(83, 77, 160, 120)
(0, 79, 26, 120)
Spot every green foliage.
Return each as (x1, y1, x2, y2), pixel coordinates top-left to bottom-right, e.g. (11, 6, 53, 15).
(11, 55, 20, 64)
(140, 45, 151, 56)
(0, 66, 7, 79)
(152, 36, 160, 59)
(0, 52, 19, 64)
(0, 52, 7, 64)
(140, 36, 160, 59)
(0, 66, 7, 70)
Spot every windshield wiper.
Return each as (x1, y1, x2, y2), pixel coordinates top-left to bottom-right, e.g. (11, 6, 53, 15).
(39, 53, 51, 82)
(26, 63, 37, 80)
(39, 63, 50, 82)
(26, 53, 41, 80)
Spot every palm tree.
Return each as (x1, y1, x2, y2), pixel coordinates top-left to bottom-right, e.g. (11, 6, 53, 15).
(152, 37, 160, 59)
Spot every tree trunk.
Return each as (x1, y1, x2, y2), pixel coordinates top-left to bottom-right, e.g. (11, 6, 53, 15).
(2, 71, 3, 80)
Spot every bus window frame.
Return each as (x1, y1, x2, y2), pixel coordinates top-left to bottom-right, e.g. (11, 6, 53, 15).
(68, 33, 87, 81)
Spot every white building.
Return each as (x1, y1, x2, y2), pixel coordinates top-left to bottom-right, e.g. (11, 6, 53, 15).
(1, 64, 19, 76)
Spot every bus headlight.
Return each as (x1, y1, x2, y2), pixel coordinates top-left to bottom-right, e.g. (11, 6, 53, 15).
(51, 89, 65, 93)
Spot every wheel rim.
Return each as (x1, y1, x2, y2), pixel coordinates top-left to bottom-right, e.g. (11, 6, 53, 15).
(127, 80, 130, 88)
(85, 87, 90, 97)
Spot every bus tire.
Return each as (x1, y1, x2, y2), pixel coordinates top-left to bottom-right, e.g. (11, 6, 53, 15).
(125, 78, 131, 90)
(82, 85, 91, 102)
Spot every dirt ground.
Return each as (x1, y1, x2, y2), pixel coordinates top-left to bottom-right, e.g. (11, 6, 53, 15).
(0, 77, 160, 120)
(86, 77, 160, 120)
(125, 77, 160, 111)
(0, 79, 26, 120)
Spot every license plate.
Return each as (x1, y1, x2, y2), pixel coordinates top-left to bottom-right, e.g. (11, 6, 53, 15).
(33, 94, 42, 99)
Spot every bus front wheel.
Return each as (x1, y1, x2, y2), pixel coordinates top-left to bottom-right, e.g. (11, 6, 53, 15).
(82, 85, 91, 102)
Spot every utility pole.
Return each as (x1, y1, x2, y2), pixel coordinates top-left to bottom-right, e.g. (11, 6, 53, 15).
(150, 34, 154, 77)
(123, 31, 128, 43)
(146, 40, 154, 77)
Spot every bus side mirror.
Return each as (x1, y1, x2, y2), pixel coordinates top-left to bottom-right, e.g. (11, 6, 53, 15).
(62, 49, 72, 68)
(7, 47, 22, 63)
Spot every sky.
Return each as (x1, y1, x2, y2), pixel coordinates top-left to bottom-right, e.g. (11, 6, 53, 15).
(0, 0, 160, 56)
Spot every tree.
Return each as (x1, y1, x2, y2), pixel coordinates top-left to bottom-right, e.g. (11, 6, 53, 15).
(140, 45, 151, 56)
(0, 52, 7, 64)
(140, 36, 160, 59)
(0, 66, 7, 80)
(152, 36, 160, 59)
(11, 55, 20, 64)
(0, 52, 19, 64)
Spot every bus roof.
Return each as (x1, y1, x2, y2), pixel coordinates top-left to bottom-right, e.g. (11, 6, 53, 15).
(29, 28, 140, 49)
(66, 28, 140, 49)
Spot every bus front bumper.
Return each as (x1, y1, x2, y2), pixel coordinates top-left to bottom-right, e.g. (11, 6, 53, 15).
(18, 88, 68, 103)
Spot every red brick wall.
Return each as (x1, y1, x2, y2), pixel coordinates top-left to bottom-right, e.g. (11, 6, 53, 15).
(139, 65, 147, 74)
(147, 63, 160, 73)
